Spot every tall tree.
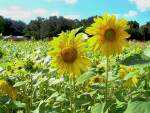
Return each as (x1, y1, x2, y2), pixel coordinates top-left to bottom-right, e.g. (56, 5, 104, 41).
(23, 17, 44, 40)
(10, 20, 26, 36)
(126, 21, 142, 40)
(0, 16, 5, 33)
(3, 18, 14, 35)
(140, 25, 148, 41)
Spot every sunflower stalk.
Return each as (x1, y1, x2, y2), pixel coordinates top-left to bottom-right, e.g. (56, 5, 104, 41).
(30, 74, 33, 106)
(69, 78, 73, 113)
(105, 56, 109, 101)
(22, 73, 30, 113)
(146, 78, 149, 100)
(73, 77, 77, 113)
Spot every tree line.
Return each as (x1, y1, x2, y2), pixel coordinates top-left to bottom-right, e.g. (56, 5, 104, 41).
(0, 15, 150, 41)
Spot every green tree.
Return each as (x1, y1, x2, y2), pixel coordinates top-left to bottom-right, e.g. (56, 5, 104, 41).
(3, 18, 14, 35)
(40, 16, 58, 39)
(23, 17, 44, 40)
(0, 16, 5, 33)
(10, 20, 26, 36)
(126, 21, 142, 41)
(140, 25, 148, 41)
(139, 22, 150, 41)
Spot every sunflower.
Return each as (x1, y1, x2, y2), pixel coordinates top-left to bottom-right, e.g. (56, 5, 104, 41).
(0, 79, 17, 100)
(97, 65, 105, 75)
(47, 30, 91, 77)
(92, 75, 103, 84)
(123, 75, 139, 88)
(85, 13, 130, 57)
(118, 65, 140, 88)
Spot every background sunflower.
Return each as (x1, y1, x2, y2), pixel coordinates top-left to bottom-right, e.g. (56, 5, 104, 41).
(85, 13, 131, 57)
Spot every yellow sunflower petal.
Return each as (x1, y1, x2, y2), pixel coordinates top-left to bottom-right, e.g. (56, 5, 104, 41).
(85, 12, 130, 57)
(48, 29, 91, 78)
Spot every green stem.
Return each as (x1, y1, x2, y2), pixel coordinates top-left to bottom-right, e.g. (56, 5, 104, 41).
(41, 73, 44, 100)
(73, 78, 76, 113)
(6, 107, 9, 113)
(30, 74, 33, 106)
(22, 73, 29, 113)
(70, 78, 73, 113)
(81, 105, 83, 113)
(105, 56, 109, 101)
(146, 78, 149, 100)
(111, 81, 114, 100)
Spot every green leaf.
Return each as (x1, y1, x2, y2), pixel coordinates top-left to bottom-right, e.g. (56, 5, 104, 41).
(50, 78, 64, 85)
(32, 101, 51, 113)
(91, 103, 103, 113)
(4, 35, 10, 39)
(13, 81, 26, 87)
(49, 92, 59, 99)
(7, 101, 26, 108)
(119, 54, 150, 66)
(0, 33, 2, 37)
(103, 100, 115, 113)
(0, 96, 11, 105)
(76, 72, 95, 85)
(43, 69, 49, 73)
(144, 45, 150, 57)
(74, 26, 83, 34)
(115, 91, 125, 102)
(124, 101, 150, 113)
(124, 72, 138, 80)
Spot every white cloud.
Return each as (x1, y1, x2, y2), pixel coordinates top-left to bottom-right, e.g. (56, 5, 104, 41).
(10, 6, 21, 10)
(65, 0, 78, 4)
(123, 10, 138, 17)
(50, 10, 59, 16)
(47, 0, 52, 2)
(64, 15, 80, 19)
(129, 0, 150, 12)
(108, 13, 120, 18)
(32, 8, 48, 15)
(0, 8, 31, 20)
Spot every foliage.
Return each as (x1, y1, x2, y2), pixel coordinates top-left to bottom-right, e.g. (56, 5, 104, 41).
(0, 16, 5, 33)
(0, 32, 150, 112)
(0, 15, 150, 41)
(3, 18, 26, 36)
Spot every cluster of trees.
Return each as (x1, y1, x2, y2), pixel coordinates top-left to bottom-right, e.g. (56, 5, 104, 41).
(0, 15, 150, 41)
(0, 16, 26, 36)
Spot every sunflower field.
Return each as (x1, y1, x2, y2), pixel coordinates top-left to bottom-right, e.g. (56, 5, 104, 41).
(0, 13, 150, 113)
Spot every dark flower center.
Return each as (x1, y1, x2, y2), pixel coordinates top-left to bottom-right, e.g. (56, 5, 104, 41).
(61, 46, 77, 63)
(105, 29, 115, 39)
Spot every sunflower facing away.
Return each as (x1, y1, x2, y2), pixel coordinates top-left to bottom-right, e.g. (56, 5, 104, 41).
(85, 13, 130, 57)
(118, 65, 140, 89)
(47, 30, 91, 78)
(0, 79, 17, 100)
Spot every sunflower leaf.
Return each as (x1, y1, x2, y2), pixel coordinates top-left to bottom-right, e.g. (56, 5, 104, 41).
(119, 54, 150, 66)
(13, 81, 26, 87)
(91, 103, 104, 113)
(74, 26, 83, 34)
(124, 101, 150, 113)
(124, 72, 138, 80)
(76, 72, 95, 85)
(144, 45, 150, 57)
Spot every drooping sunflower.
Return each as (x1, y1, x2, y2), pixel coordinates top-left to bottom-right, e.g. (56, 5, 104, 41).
(118, 65, 140, 88)
(123, 75, 139, 89)
(85, 13, 130, 57)
(0, 79, 17, 100)
(47, 30, 91, 77)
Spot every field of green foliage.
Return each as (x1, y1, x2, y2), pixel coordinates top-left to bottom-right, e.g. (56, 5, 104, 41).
(0, 34, 150, 113)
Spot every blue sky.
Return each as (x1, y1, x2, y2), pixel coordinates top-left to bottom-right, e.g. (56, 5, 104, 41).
(0, 0, 150, 26)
